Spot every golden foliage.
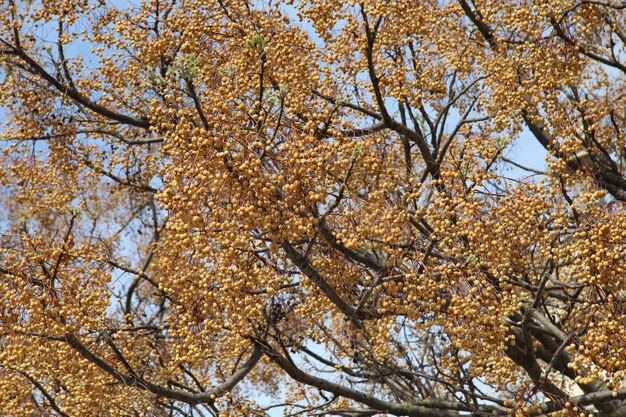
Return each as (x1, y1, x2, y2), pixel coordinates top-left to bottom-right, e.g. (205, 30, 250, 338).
(0, 0, 626, 416)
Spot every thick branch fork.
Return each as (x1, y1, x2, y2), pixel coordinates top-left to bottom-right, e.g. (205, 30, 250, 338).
(65, 334, 262, 405)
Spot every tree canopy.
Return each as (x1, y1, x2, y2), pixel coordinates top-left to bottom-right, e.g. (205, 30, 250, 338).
(1, 0, 626, 416)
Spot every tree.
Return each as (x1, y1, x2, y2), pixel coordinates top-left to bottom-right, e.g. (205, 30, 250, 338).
(0, 0, 625, 415)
